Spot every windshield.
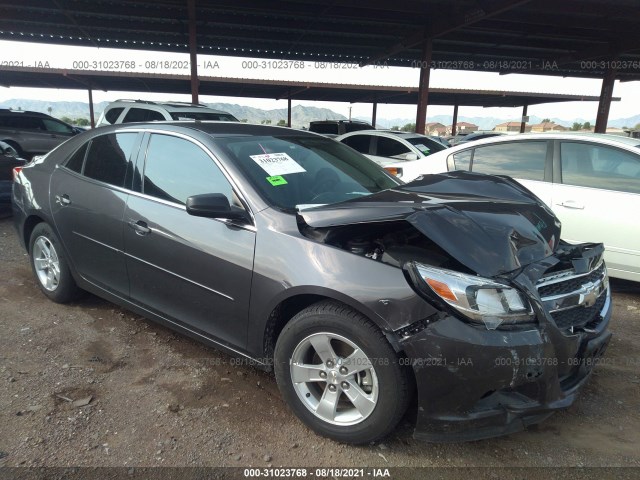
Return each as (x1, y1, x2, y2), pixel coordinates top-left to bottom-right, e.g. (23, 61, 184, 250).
(404, 136, 447, 155)
(217, 135, 401, 210)
(170, 112, 239, 121)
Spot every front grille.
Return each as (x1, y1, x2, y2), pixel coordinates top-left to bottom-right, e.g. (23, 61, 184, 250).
(537, 260, 609, 332)
(538, 262, 606, 298)
(551, 293, 607, 330)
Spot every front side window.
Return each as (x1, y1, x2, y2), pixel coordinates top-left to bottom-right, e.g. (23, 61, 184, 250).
(142, 134, 233, 205)
(471, 141, 547, 181)
(561, 142, 640, 194)
(82, 133, 137, 187)
(375, 137, 411, 159)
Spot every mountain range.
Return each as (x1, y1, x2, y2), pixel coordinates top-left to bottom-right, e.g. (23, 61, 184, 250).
(1, 99, 638, 131)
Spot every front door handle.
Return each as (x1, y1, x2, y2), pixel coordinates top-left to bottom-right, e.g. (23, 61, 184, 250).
(55, 194, 71, 206)
(129, 220, 151, 236)
(556, 200, 585, 210)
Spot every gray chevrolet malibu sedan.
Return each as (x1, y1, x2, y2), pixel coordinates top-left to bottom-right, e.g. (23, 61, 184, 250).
(12, 122, 611, 443)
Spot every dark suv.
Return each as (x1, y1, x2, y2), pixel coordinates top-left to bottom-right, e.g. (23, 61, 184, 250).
(12, 122, 611, 444)
(309, 120, 375, 138)
(0, 109, 81, 158)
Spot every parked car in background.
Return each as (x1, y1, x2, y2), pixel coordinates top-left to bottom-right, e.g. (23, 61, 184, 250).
(456, 131, 506, 144)
(0, 140, 26, 216)
(427, 135, 452, 148)
(308, 120, 374, 138)
(387, 133, 640, 282)
(12, 122, 611, 444)
(0, 109, 82, 158)
(335, 130, 447, 174)
(97, 99, 239, 126)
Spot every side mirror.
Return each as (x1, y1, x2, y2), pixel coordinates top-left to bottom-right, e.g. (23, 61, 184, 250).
(405, 152, 420, 161)
(186, 193, 249, 222)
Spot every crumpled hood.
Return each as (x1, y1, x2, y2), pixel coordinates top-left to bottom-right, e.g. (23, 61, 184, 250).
(297, 171, 561, 277)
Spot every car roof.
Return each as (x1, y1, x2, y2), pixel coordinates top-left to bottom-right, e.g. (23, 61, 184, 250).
(106, 100, 231, 114)
(95, 121, 323, 138)
(443, 132, 640, 151)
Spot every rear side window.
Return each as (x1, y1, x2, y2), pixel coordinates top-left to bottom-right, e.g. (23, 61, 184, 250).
(561, 142, 640, 194)
(142, 134, 233, 205)
(123, 108, 165, 123)
(65, 143, 88, 173)
(471, 141, 547, 180)
(341, 134, 371, 154)
(42, 119, 74, 134)
(82, 133, 137, 187)
(375, 137, 411, 158)
(104, 108, 124, 124)
(309, 123, 338, 135)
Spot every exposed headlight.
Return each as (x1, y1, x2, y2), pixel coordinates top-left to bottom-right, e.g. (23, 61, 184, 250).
(413, 263, 534, 329)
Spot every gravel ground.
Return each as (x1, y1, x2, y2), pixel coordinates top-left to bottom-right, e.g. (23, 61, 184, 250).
(1, 216, 639, 472)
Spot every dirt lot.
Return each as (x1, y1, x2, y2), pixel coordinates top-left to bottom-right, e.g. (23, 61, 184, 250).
(1, 216, 639, 471)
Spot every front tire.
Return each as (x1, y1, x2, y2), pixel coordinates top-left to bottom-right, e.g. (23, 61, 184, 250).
(29, 223, 80, 303)
(274, 301, 410, 444)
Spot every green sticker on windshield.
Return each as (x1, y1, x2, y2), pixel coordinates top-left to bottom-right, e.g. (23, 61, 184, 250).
(266, 175, 288, 186)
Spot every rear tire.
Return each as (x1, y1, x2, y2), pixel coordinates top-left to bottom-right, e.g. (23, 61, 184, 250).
(29, 223, 80, 303)
(274, 301, 410, 444)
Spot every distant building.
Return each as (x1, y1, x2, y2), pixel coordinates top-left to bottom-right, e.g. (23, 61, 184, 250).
(494, 121, 531, 132)
(530, 121, 568, 132)
(425, 122, 447, 136)
(451, 122, 478, 133)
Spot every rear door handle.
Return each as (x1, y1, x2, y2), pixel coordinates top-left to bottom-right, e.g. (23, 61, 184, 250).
(556, 200, 584, 210)
(55, 194, 71, 206)
(129, 220, 151, 236)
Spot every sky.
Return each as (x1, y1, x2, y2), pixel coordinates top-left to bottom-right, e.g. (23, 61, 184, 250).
(1, 40, 639, 123)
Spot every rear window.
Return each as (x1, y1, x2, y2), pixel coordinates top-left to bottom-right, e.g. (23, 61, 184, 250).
(104, 107, 124, 124)
(309, 123, 339, 135)
(123, 108, 165, 123)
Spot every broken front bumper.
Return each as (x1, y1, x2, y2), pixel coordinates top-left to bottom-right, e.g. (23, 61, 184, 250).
(400, 242, 612, 442)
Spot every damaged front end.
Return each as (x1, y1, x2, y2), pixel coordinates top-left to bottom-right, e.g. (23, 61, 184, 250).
(297, 172, 612, 442)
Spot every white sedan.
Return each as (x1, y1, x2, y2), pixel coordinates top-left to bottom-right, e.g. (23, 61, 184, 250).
(387, 133, 640, 282)
(335, 130, 448, 173)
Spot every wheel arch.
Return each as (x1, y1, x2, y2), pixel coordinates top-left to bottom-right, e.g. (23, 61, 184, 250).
(259, 287, 396, 366)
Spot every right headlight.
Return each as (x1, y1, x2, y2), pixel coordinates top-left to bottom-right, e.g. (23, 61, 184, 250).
(412, 263, 535, 329)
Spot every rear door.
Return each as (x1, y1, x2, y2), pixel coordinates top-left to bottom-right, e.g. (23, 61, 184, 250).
(123, 132, 255, 347)
(50, 132, 140, 295)
(40, 118, 76, 151)
(463, 140, 553, 207)
(552, 140, 640, 280)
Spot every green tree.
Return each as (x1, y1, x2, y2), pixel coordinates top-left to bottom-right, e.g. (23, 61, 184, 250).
(635, 123, 640, 130)
(261, 119, 272, 125)
(61, 116, 74, 124)
(541, 118, 551, 123)
(400, 123, 416, 132)
(47, 106, 53, 116)
(75, 118, 90, 127)
(240, 118, 248, 123)
(582, 121, 592, 131)
(391, 125, 400, 130)
(277, 119, 287, 126)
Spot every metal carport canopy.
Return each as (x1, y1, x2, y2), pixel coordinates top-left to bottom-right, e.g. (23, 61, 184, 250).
(0, 0, 639, 81)
(0, 66, 615, 108)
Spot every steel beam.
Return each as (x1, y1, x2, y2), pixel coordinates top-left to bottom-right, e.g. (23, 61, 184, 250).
(595, 69, 616, 133)
(415, 39, 432, 135)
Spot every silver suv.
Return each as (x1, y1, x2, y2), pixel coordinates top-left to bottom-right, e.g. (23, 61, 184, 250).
(97, 99, 239, 126)
(0, 109, 81, 158)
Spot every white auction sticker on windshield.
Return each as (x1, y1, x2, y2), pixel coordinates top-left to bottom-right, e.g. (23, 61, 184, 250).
(249, 152, 306, 176)
(414, 144, 430, 154)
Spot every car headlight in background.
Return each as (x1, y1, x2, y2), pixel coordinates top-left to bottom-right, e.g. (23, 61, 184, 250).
(413, 263, 534, 329)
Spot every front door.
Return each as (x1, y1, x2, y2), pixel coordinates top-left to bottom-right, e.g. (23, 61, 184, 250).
(124, 133, 255, 348)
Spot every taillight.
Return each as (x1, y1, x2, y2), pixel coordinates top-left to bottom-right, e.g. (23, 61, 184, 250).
(12, 166, 23, 181)
(384, 166, 403, 177)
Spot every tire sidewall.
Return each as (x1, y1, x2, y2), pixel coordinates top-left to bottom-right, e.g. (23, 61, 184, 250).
(28, 223, 78, 303)
(274, 305, 407, 444)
